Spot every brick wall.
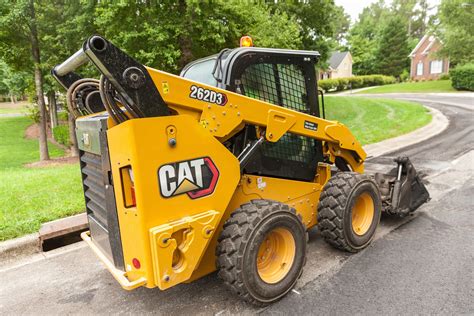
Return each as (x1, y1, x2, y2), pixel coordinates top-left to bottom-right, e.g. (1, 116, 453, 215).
(410, 37, 449, 80)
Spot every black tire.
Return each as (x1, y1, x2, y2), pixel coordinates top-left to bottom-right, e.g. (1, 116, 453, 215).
(317, 172, 382, 253)
(216, 200, 307, 305)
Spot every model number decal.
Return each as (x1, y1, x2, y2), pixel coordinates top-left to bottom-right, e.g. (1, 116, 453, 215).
(190, 85, 227, 106)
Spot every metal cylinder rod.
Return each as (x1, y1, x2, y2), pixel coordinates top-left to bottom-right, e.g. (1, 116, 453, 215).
(53, 48, 88, 76)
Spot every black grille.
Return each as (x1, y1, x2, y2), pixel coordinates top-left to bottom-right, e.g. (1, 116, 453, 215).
(81, 152, 108, 229)
(241, 63, 308, 112)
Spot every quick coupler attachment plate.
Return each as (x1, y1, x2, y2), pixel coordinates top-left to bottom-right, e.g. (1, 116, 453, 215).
(374, 156, 430, 217)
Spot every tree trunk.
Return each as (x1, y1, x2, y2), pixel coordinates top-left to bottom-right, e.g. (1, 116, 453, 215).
(48, 91, 58, 128)
(68, 112, 79, 157)
(29, 0, 49, 161)
(10, 94, 16, 104)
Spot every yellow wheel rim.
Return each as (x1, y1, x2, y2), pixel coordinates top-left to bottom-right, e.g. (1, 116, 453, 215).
(352, 192, 375, 236)
(257, 227, 296, 284)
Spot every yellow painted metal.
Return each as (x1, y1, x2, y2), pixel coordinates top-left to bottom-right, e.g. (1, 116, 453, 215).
(145, 67, 366, 171)
(106, 115, 240, 289)
(186, 174, 322, 282)
(149, 210, 221, 289)
(85, 60, 372, 291)
(81, 231, 147, 290)
(257, 227, 296, 284)
(351, 193, 375, 235)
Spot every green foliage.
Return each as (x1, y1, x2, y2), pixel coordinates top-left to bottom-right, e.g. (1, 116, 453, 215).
(400, 69, 409, 82)
(436, 0, 474, 65)
(450, 64, 474, 91)
(52, 124, 70, 146)
(25, 104, 40, 123)
(439, 73, 450, 80)
(318, 75, 396, 92)
(58, 111, 68, 121)
(93, 2, 303, 73)
(270, 1, 350, 65)
(375, 16, 410, 77)
(348, 0, 433, 76)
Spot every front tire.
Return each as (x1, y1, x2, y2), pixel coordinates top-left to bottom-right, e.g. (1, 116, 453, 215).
(317, 172, 382, 252)
(216, 200, 307, 305)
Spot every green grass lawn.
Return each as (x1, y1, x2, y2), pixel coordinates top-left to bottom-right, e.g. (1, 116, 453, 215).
(0, 108, 27, 114)
(0, 97, 431, 240)
(0, 117, 84, 241)
(357, 80, 456, 94)
(325, 96, 431, 145)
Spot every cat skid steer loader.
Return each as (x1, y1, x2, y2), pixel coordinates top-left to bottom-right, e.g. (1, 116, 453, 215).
(52, 35, 429, 305)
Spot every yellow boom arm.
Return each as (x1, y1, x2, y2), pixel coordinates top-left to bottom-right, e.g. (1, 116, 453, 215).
(145, 67, 366, 173)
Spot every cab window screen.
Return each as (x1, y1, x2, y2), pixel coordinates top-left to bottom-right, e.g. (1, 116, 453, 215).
(239, 62, 318, 180)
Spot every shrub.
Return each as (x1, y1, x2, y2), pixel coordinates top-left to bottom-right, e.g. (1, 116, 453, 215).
(450, 63, 474, 91)
(58, 111, 69, 122)
(318, 74, 396, 92)
(439, 73, 450, 80)
(400, 69, 409, 82)
(318, 78, 339, 92)
(25, 104, 40, 123)
(52, 124, 70, 146)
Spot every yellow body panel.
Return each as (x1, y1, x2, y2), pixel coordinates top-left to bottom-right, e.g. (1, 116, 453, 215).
(107, 115, 240, 289)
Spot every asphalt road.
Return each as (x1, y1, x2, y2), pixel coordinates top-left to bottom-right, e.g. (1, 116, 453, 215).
(1, 93, 473, 315)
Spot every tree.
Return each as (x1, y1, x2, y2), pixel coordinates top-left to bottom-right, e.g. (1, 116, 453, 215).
(435, 0, 474, 65)
(271, 0, 350, 65)
(0, 60, 30, 103)
(347, 0, 390, 75)
(0, 0, 49, 160)
(347, 0, 435, 76)
(375, 17, 410, 77)
(93, 1, 302, 73)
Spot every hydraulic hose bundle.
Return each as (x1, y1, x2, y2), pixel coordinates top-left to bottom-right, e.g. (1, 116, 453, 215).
(55, 35, 168, 125)
(66, 78, 101, 118)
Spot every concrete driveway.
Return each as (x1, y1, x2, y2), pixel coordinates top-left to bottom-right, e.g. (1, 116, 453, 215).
(1, 93, 473, 315)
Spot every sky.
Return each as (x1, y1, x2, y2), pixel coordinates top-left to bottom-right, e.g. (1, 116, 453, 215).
(335, 0, 441, 23)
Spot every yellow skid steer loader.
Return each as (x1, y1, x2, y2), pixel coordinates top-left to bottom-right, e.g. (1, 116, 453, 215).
(52, 36, 429, 305)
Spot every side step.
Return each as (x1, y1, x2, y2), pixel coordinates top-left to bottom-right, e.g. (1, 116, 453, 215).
(374, 157, 430, 217)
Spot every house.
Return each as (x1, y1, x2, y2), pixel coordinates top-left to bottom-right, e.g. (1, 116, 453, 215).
(409, 34, 449, 80)
(319, 51, 353, 80)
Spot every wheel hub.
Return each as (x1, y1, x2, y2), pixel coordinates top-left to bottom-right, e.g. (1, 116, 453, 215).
(257, 227, 296, 284)
(352, 192, 375, 236)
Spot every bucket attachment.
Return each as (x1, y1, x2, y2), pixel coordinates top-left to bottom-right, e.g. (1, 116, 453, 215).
(374, 157, 430, 217)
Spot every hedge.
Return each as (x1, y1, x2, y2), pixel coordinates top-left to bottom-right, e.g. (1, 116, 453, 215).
(52, 124, 70, 146)
(318, 75, 396, 92)
(450, 63, 474, 91)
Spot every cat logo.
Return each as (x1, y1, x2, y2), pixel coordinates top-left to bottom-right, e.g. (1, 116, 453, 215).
(158, 157, 219, 199)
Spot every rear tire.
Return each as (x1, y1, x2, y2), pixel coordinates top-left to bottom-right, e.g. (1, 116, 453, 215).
(317, 172, 382, 252)
(216, 200, 307, 305)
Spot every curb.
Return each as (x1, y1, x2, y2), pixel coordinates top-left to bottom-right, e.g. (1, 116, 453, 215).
(0, 233, 41, 266)
(363, 105, 449, 157)
(0, 213, 87, 266)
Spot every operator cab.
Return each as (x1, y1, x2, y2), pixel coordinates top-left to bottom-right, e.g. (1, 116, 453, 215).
(181, 43, 324, 182)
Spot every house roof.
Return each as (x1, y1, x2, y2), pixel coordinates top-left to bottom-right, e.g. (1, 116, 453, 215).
(409, 34, 440, 57)
(328, 51, 350, 69)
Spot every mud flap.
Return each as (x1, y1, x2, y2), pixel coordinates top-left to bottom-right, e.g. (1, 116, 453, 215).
(374, 157, 430, 217)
